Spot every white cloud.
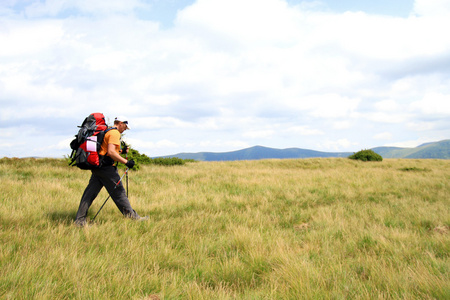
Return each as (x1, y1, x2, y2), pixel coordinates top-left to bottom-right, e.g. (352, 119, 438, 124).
(333, 121, 351, 130)
(286, 126, 324, 136)
(407, 121, 435, 131)
(0, 0, 449, 158)
(374, 132, 393, 140)
(413, 0, 450, 16)
(126, 138, 179, 152)
(319, 138, 357, 151)
(411, 92, 450, 115)
(84, 51, 133, 71)
(375, 100, 400, 112)
(299, 94, 360, 119)
(364, 112, 411, 124)
(177, 0, 300, 45)
(131, 117, 193, 131)
(0, 20, 64, 56)
(242, 129, 275, 139)
(56, 137, 73, 150)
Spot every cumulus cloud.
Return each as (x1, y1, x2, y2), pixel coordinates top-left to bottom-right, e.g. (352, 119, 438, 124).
(0, 0, 449, 157)
(412, 92, 450, 115)
(286, 126, 324, 136)
(374, 132, 393, 140)
(413, 0, 450, 16)
(319, 138, 357, 152)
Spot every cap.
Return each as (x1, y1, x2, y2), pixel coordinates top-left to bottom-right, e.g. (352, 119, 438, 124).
(115, 116, 130, 129)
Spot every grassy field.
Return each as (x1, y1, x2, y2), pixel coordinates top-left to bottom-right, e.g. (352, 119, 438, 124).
(0, 157, 449, 299)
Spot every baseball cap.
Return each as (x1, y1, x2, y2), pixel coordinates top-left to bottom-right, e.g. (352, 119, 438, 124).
(115, 116, 130, 129)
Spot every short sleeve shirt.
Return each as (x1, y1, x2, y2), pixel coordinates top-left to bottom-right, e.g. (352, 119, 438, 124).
(99, 128, 121, 156)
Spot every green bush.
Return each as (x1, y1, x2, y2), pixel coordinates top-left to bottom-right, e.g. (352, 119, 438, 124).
(125, 147, 195, 168)
(157, 157, 182, 165)
(348, 149, 383, 162)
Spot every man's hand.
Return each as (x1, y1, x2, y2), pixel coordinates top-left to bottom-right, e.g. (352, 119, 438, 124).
(125, 159, 135, 169)
(121, 142, 128, 154)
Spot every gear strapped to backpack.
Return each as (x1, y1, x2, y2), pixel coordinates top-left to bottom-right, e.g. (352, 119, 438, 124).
(69, 113, 117, 169)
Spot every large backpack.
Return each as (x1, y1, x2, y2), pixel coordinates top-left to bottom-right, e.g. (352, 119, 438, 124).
(69, 113, 116, 169)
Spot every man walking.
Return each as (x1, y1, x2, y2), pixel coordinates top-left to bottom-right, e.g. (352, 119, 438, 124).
(74, 116, 146, 226)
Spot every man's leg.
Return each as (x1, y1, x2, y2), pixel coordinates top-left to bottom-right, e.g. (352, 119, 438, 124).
(75, 173, 103, 225)
(92, 166, 140, 219)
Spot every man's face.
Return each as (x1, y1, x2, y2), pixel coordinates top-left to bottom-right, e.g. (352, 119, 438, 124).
(118, 122, 128, 133)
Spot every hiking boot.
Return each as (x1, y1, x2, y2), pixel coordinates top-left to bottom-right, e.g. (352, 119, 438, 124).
(74, 219, 87, 227)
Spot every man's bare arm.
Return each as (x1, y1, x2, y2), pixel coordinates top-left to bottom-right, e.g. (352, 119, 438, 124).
(107, 143, 127, 164)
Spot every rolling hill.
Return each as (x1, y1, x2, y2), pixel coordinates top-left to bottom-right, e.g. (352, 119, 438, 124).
(372, 139, 450, 159)
(161, 140, 450, 161)
(163, 145, 352, 161)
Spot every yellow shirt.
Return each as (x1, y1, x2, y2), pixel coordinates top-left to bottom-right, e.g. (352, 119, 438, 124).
(99, 128, 120, 156)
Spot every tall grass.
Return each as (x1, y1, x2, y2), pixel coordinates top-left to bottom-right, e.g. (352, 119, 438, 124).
(0, 157, 449, 299)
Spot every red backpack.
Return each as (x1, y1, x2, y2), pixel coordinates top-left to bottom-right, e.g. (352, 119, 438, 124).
(69, 113, 116, 169)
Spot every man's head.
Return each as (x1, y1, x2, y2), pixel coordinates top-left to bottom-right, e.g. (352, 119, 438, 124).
(114, 116, 130, 133)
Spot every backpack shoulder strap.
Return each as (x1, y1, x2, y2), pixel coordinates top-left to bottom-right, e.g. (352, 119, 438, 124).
(99, 127, 120, 167)
(105, 127, 118, 133)
(100, 127, 120, 148)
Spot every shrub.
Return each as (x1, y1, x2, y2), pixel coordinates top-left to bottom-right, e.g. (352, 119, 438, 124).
(151, 157, 185, 166)
(399, 167, 431, 172)
(348, 149, 383, 161)
(125, 147, 196, 168)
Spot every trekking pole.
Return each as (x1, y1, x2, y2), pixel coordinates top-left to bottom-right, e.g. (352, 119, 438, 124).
(126, 152, 129, 198)
(121, 141, 129, 198)
(92, 169, 129, 221)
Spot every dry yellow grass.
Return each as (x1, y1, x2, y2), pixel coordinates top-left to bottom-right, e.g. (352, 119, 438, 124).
(0, 157, 449, 299)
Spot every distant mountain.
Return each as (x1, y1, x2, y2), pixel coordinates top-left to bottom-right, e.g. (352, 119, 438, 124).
(160, 140, 450, 161)
(372, 139, 450, 159)
(162, 146, 351, 161)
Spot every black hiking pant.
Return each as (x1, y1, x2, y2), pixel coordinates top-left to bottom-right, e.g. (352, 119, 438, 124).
(75, 165, 139, 222)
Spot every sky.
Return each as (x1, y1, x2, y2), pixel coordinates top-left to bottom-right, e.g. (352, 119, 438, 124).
(1, 0, 449, 158)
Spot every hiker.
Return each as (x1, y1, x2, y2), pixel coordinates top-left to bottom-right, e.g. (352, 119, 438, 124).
(74, 116, 146, 226)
